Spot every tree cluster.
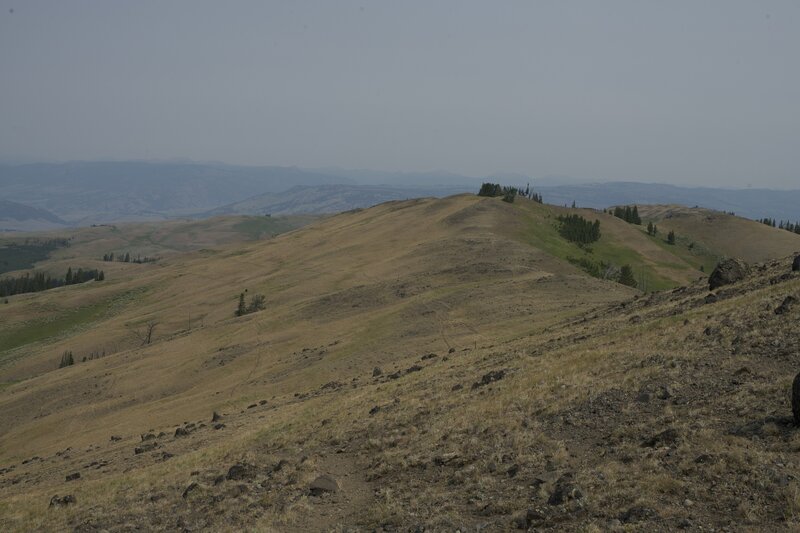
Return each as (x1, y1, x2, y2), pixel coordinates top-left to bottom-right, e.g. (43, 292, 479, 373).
(102, 252, 158, 263)
(667, 230, 676, 245)
(646, 221, 658, 236)
(557, 214, 601, 245)
(0, 267, 104, 297)
(760, 218, 800, 234)
(567, 256, 637, 288)
(477, 183, 543, 203)
(235, 292, 266, 317)
(59, 350, 74, 368)
(612, 205, 642, 225)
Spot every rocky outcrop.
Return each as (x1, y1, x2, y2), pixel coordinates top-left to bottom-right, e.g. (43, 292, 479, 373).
(709, 258, 750, 290)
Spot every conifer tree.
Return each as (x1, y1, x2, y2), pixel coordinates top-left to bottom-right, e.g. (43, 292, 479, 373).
(618, 265, 637, 287)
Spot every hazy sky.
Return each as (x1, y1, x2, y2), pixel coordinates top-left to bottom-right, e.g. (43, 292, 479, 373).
(1, 1, 798, 187)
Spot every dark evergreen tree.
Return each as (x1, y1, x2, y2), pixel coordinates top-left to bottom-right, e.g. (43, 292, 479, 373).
(618, 265, 637, 287)
(59, 350, 74, 368)
(631, 205, 641, 225)
(667, 230, 676, 245)
(502, 189, 517, 203)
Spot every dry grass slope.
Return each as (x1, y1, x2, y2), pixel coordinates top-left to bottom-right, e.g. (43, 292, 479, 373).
(1, 195, 799, 531)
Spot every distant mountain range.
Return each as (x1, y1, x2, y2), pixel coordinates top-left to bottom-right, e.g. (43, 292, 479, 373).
(0, 161, 797, 230)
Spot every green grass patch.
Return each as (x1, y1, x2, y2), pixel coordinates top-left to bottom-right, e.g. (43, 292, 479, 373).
(0, 239, 68, 275)
(0, 302, 109, 358)
(508, 203, 683, 292)
(0, 287, 149, 362)
(232, 217, 300, 240)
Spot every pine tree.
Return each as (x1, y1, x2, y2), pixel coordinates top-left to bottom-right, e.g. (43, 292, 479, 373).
(59, 350, 74, 368)
(618, 265, 637, 287)
(667, 230, 676, 245)
(632, 205, 641, 225)
(65, 267, 73, 285)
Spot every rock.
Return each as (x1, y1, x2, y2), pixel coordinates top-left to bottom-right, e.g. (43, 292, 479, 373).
(708, 258, 749, 290)
(134, 442, 158, 454)
(775, 295, 797, 315)
(213, 423, 225, 430)
(372, 367, 383, 377)
(406, 364, 423, 373)
(448, 347, 456, 354)
(472, 370, 506, 389)
(259, 399, 267, 405)
(704, 293, 718, 304)
(110, 435, 122, 442)
(512, 509, 544, 529)
(656, 385, 672, 400)
(211, 411, 222, 422)
(433, 452, 461, 466)
(548, 473, 583, 505)
(792, 372, 800, 426)
(641, 428, 679, 448)
(247, 403, 257, 409)
(794, 255, 800, 272)
(506, 464, 520, 477)
(309, 474, 339, 496)
(140, 432, 156, 442)
(49, 494, 76, 507)
(65, 472, 80, 482)
(272, 459, 288, 472)
(619, 506, 659, 523)
(226, 462, 256, 481)
(181, 482, 199, 499)
(369, 405, 381, 415)
(174, 427, 190, 437)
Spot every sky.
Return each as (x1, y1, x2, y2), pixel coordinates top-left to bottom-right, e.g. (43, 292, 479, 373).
(0, 1, 798, 188)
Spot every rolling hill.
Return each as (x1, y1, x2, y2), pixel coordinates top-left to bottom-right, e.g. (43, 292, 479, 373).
(204, 184, 473, 216)
(538, 182, 800, 222)
(0, 200, 67, 232)
(1, 194, 799, 531)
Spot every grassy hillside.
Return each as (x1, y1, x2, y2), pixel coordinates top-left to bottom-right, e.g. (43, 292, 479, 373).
(1, 195, 799, 531)
(638, 204, 800, 264)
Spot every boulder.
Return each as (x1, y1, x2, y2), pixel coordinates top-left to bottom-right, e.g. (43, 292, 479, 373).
(708, 258, 750, 290)
(226, 462, 256, 481)
(548, 473, 583, 505)
(793, 255, 800, 272)
(309, 474, 340, 496)
(49, 494, 76, 507)
(775, 295, 797, 315)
